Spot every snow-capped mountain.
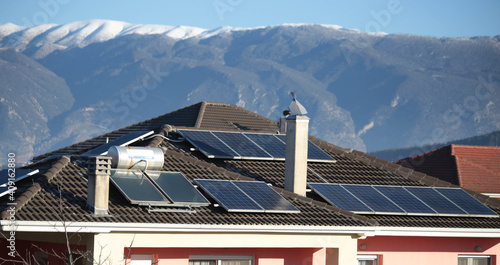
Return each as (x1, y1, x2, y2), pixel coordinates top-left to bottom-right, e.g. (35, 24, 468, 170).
(1, 20, 499, 167)
(0, 20, 210, 58)
(0, 20, 359, 58)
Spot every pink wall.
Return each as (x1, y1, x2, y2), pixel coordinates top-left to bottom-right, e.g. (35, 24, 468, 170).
(126, 247, 326, 265)
(358, 236, 500, 265)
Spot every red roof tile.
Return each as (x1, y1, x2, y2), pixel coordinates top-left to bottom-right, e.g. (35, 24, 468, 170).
(397, 144, 500, 194)
(452, 145, 500, 194)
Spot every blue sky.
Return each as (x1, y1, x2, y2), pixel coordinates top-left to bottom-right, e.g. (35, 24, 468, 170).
(1, 0, 499, 37)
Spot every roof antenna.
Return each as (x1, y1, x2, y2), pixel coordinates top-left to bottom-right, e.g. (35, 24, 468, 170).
(288, 92, 308, 115)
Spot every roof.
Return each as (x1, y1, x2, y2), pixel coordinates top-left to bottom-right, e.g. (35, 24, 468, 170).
(2, 102, 500, 230)
(396, 144, 500, 194)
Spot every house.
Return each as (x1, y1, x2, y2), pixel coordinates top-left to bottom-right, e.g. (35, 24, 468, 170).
(396, 144, 500, 199)
(1, 101, 499, 265)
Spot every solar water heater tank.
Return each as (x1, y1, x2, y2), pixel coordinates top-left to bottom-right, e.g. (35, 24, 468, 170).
(107, 146, 164, 170)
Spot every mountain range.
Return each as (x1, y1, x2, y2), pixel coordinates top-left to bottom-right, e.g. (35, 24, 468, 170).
(0, 20, 499, 167)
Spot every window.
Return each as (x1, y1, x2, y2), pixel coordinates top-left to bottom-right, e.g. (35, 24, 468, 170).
(131, 254, 154, 265)
(65, 250, 86, 265)
(357, 255, 378, 265)
(34, 252, 48, 265)
(458, 255, 491, 265)
(189, 255, 253, 265)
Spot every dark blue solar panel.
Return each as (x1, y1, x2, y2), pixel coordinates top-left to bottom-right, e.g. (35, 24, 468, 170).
(275, 134, 334, 162)
(434, 188, 498, 217)
(274, 134, 287, 143)
(181, 130, 333, 162)
(110, 169, 169, 205)
(405, 187, 467, 215)
(342, 185, 404, 214)
(374, 186, 437, 215)
(310, 183, 496, 217)
(245, 133, 287, 158)
(233, 181, 299, 213)
(195, 179, 264, 212)
(307, 141, 335, 162)
(82, 130, 154, 156)
(0, 169, 38, 198)
(212, 132, 272, 159)
(0, 168, 39, 186)
(146, 171, 209, 205)
(179, 130, 239, 159)
(308, 183, 373, 213)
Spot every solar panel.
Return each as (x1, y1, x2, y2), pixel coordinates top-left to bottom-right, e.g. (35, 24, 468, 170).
(404, 187, 468, 216)
(0, 168, 39, 185)
(434, 188, 498, 217)
(342, 184, 404, 214)
(109, 169, 170, 205)
(0, 186, 16, 198)
(307, 141, 337, 162)
(245, 133, 287, 158)
(308, 183, 373, 213)
(374, 186, 437, 215)
(145, 171, 209, 205)
(194, 179, 264, 212)
(179, 130, 239, 159)
(0, 169, 39, 198)
(233, 181, 300, 213)
(82, 130, 154, 156)
(274, 134, 335, 162)
(309, 183, 498, 217)
(179, 130, 335, 162)
(211, 132, 273, 159)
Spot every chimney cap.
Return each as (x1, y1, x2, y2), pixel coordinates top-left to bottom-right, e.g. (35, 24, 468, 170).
(288, 92, 308, 115)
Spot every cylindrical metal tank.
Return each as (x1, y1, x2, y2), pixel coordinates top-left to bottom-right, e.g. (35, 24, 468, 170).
(107, 146, 164, 171)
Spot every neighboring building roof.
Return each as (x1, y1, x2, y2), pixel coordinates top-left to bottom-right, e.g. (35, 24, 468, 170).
(396, 144, 500, 195)
(2, 102, 500, 231)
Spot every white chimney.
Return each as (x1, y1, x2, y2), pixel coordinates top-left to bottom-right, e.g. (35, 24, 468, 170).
(284, 93, 309, 196)
(87, 156, 111, 216)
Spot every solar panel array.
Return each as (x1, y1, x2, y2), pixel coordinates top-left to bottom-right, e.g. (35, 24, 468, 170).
(308, 183, 498, 217)
(178, 129, 335, 163)
(0, 169, 39, 198)
(110, 169, 209, 206)
(82, 130, 154, 156)
(195, 179, 300, 213)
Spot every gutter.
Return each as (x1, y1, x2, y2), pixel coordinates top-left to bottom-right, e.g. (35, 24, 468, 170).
(482, 193, 500, 199)
(2, 221, 500, 238)
(366, 226, 500, 238)
(0, 220, 375, 235)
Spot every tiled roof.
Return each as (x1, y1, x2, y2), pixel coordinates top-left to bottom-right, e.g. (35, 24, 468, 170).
(4, 155, 374, 227)
(396, 145, 500, 194)
(195, 102, 280, 132)
(3, 102, 500, 230)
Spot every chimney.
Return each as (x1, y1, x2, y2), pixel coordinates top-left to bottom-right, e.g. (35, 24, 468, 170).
(284, 92, 309, 196)
(279, 117, 287, 133)
(86, 156, 112, 216)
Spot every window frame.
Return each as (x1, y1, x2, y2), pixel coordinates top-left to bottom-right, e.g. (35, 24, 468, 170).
(130, 254, 155, 265)
(357, 254, 378, 265)
(458, 255, 491, 265)
(189, 255, 254, 265)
